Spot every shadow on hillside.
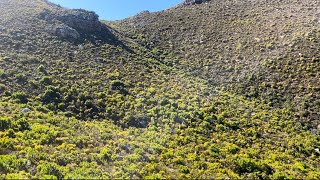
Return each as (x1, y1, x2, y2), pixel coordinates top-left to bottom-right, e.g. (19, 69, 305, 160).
(74, 25, 134, 53)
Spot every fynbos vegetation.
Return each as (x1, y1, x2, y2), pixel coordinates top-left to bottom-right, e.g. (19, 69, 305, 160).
(0, 0, 319, 179)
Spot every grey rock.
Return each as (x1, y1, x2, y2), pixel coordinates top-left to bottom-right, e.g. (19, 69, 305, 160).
(121, 144, 131, 153)
(40, 8, 104, 34)
(61, 9, 103, 32)
(21, 108, 31, 114)
(0, 25, 5, 32)
(54, 25, 80, 40)
(311, 128, 317, 134)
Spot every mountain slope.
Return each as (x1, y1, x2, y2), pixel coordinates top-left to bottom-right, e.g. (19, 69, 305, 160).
(117, 0, 320, 126)
(0, 0, 214, 123)
(0, 0, 319, 179)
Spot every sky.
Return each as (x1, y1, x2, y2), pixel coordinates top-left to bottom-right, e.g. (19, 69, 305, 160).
(49, 0, 183, 21)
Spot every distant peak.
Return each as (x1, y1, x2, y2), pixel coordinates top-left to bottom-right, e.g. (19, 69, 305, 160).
(183, 0, 211, 5)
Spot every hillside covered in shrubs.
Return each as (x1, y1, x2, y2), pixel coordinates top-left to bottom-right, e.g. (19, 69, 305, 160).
(0, 0, 319, 179)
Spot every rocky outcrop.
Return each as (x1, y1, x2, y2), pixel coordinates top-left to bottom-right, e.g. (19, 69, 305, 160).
(40, 8, 105, 40)
(183, 0, 211, 5)
(56, 9, 103, 32)
(54, 25, 80, 39)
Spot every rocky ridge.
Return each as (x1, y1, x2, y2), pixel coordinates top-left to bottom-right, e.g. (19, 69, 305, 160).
(183, 0, 211, 5)
(40, 8, 106, 40)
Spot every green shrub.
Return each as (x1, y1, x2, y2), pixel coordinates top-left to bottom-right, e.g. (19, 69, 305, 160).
(25, 148, 46, 164)
(179, 165, 190, 174)
(36, 162, 65, 179)
(272, 171, 288, 180)
(0, 69, 5, 78)
(40, 76, 53, 85)
(15, 73, 27, 83)
(13, 117, 30, 131)
(110, 80, 125, 90)
(110, 80, 128, 94)
(0, 155, 28, 174)
(144, 173, 164, 179)
(12, 91, 28, 103)
(124, 113, 150, 128)
(236, 158, 261, 174)
(160, 98, 170, 106)
(6, 128, 15, 138)
(41, 86, 61, 104)
(37, 65, 46, 73)
(0, 117, 11, 130)
(64, 162, 108, 179)
(4, 172, 30, 179)
(208, 144, 220, 157)
(100, 146, 113, 160)
(0, 84, 6, 92)
(235, 157, 272, 175)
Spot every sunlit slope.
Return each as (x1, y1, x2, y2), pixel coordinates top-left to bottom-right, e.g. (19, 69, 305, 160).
(118, 0, 320, 126)
(0, 0, 319, 179)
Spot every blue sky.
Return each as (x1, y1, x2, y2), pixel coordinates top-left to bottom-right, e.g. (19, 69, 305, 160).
(49, 0, 182, 21)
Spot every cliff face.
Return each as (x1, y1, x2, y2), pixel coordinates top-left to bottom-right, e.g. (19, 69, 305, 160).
(40, 9, 104, 33)
(40, 8, 106, 39)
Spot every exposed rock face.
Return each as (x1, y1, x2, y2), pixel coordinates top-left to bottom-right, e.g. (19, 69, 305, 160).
(54, 25, 80, 40)
(183, 0, 210, 5)
(55, 9, 103, 32)
(40, 8, 105, 40)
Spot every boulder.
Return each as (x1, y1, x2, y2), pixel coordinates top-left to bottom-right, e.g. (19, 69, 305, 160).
(21, 107, 31, 114)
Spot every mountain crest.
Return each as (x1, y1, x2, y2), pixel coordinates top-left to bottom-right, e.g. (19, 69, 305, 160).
(183, 0, 211, 5)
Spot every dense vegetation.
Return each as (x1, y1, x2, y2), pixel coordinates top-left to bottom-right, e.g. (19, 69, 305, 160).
(118, 0, 320, 125)
(0, 0, 319, 178)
